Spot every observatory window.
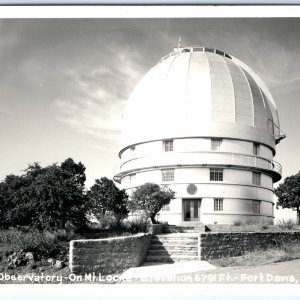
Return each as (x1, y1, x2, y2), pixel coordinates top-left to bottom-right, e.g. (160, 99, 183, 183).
(181, 48, 191, 53)
(162, 169, 174, 182)
(253, 143, 260, 156)
(205, 47, 214, 53)
(252, 200, 261, 214)
(215, 49, 224, 56)
(211, 139, 222, 151)
(210, 168, 223, 181)
(163, 140, 173, 152)
(193, 47, 204, 52)
(214, 198, 223, 211)
(252, 172, 261, 186)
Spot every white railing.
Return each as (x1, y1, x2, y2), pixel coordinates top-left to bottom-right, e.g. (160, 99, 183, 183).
(119, 151, 282, 175)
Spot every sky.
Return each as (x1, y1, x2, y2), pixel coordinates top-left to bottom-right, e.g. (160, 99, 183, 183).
(0, 16, 299, 220)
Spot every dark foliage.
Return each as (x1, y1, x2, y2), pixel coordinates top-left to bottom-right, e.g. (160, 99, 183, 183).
(128, 183, 175, 223)
(87, 177, 129, 223)
(0, 158, 88, 230)
(275, 171, 300, 224)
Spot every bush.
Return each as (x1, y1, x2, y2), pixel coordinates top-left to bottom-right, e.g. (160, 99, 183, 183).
(52, 229, 76, 242)
(261, 224, 269, 230)
(122, 214, 151, 234)
(128, 183, 175, 223)
(233, 220, 243, 226)
(277, 219, 295, 230)
(90, 212, 151, 234)
(0, 228, 69, 261)
(87, 177, 128, 224)
(281, 242, 300, 259)
(91, 212, 120, 230)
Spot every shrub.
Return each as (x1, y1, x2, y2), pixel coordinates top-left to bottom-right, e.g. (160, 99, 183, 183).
(0, 228, 69, 261)
(261, 224, 269, 230)
(94, 212, 119, 230)
(277, 219, 295, 230)
(233, 220, 243, 226)
(128, 183, 175, 224)
(87, 177, 128, 224)
(52, 229, 76, 242)
(122, 214, 151, 234)
(281, 242, 300, 259)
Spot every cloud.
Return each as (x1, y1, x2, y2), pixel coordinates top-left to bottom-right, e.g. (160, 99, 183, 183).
(54, 46, 145, 147)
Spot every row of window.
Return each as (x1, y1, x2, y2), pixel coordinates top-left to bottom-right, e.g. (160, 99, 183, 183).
(129, 170, 261, 187)
(161, 169, 261, 185)
(129, 140, 261, 157)
(215, 199, 261, 213)
(162, 139, 260, 155)
(161, 199, 261, 213)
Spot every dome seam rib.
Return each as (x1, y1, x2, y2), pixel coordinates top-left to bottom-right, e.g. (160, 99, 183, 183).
(231, 55, 277, 110)
(259, 87, 271, 132)
(238, 66, 255, 127)
(204, 53, 213, 122)
(186, 52, 193, 123)
(165, 54, 178, 83)
(222, 56, 236, 123)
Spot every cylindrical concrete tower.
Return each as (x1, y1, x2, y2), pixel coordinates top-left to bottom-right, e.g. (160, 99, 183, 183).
(114, 46, 285, 225)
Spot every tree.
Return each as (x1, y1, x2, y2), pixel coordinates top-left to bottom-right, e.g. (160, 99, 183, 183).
(128, 183, 175, 224)
(87, 177, 129, 223)
(0, 174, 28, 228)
(0, 158, 89, 230)
(274, 171, 300, 224)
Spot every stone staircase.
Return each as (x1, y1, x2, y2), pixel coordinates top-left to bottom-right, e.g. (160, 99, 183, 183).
(145, 233, 199, 262)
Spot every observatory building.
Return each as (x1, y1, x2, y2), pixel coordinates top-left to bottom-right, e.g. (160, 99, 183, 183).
(114, 46, 285, 225)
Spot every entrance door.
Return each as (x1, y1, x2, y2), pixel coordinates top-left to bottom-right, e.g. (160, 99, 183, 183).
(183, 199, 201, 221)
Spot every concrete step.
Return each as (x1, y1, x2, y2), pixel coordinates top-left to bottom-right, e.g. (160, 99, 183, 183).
(145, 233, 199, 263)
(148, 244, 198, 251)
(163, 223, 206, 232)
(147, 249, 198, 256)
(152, 234, 198, 239)
(151, 238, 198, 246)
(180, 221, 205, 227)
(145, 255, 199, 262)
(163, 225, 205, 233)
(155, 232, 198, 236)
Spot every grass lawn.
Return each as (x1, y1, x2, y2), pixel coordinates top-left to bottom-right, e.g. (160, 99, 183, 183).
(209, 242, 300, 268)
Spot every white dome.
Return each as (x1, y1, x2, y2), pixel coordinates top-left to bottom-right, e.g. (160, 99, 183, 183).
(120, 47, 282, 154)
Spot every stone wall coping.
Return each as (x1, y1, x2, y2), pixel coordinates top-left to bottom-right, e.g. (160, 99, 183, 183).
(201, 231, 300, 235)
(71, 233, 151, 244)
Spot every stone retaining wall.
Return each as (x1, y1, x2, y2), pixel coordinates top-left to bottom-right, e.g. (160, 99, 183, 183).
(200, 231, 300, 259)
(205, 224, 300, 232)
(69, 233, 152, 275)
